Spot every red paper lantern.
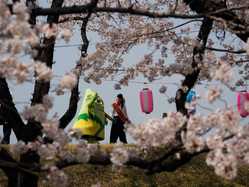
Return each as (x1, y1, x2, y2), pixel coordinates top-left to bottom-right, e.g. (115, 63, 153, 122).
(140, 88, 153, 114)
(237, 91, 249, 117)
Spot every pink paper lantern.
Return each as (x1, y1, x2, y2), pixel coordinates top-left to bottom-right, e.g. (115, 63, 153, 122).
(140, 88, 153, 114)
(237, 91, 249, 117)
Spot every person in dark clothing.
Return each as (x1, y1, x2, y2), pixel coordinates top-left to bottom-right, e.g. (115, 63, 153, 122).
(2, 125, 11, 144)
(0, 118, 11, 144)
(110, 94, 130, 144)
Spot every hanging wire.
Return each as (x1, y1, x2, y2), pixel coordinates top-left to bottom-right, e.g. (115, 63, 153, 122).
(197, 103, 213, 112)
(15, 101, 30, 105)
(54, 44, 82, 48)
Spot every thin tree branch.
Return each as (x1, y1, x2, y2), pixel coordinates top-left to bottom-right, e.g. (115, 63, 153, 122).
(184, 0, 249, 42)
(32, 4, 201, 19)
(59, 16, 85, 23)
(31, 3, 249, 20)
(56, 143, 209, 174)
(175, 17, 213, 116)
(205, 47, 246, 54)
(31, 1, 249, 43)
(59, 1, 98, 129)
(0, 159, 38, 176)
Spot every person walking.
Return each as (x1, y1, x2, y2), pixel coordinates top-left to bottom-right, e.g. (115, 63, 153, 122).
(110, 94, 130, 144)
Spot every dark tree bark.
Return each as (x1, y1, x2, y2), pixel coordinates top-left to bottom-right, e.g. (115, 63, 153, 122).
(175, 17, 213, 116)
(183, 0, 249, 42)
(0, 149, 19, 187)
(59, 1, 97, 129)
(0, 1, 64, 186)
(17, 151, 40, 187)
(26, 0, 37, 25)
(31, 0, 64, 106)
(19, 1, 65, 186)
(23, 0, 65, 142)
(0, 78, 25, 141)
(176, 0, 249, 115)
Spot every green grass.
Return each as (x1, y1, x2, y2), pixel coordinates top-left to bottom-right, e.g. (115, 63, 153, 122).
(39, 153, 249, 187)
(0, 145, 249, 187)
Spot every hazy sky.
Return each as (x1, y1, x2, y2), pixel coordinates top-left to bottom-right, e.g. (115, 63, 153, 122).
(4, 28, 243, 145)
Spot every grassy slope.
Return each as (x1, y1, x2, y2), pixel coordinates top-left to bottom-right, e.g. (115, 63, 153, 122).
(0, 145, 249, 187)
(56, 154, 249, 187)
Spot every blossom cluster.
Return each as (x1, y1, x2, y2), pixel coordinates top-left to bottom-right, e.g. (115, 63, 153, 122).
(0, 1, 74, 86)
(126, 108, 248, 180)
(2, 0, 249, 185)
(127, 112, 187, 148)
(56, 72, 78, 95)
(110, 144, 129, 166)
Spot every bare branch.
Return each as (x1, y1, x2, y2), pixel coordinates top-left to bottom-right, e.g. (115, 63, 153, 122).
(58, 16, 85, 23)
(205, 47, 246, 54)
(59, 1, 98, 129)
(175, 17, 213, 116)
(32, 3, 249, 20)
(32, 5, 201, 19)
(184, 0, 249, 42)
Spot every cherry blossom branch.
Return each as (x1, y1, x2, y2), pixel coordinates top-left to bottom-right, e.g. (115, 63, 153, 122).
(59, 1, 98, 129)
(0, 159, 38, 176)
(59, 64, 81, 129)
(175, 17, 213, 116)
(147, 146, 210, 173)
(205, 47, 246, 54)
(135, 142, 184, 171)
(236, 59, 249, 64)
(204, 5, 249, 17)
(95, 7, 201, 19)
(110, 19, 202, 47)
(49, 19, 202, 50)
(32, 4, 201, 19)
(58, 16, 85, 23)
(55, 143, 208, 174)
(24, 0, 65, 144)
(184, 0, 249, 42)
(0, 148, 38, 186)
(32, 3, 249, 20)
(31, 0, 64, 106)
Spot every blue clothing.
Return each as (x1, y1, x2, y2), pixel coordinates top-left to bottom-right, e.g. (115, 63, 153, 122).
(186, 90, 196, 103)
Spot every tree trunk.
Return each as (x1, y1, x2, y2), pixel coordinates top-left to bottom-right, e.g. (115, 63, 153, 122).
(14, 151, 40, 187)
(175, 17, 213, 116)
(7, 172, 38, 187)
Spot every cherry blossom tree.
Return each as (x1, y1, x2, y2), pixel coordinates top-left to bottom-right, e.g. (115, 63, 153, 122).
(1, 0, 249, 186)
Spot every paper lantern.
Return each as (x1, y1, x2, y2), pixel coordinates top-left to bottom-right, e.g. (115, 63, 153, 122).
(140, 88, 153, 114)
(237, 91, 249, 117)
